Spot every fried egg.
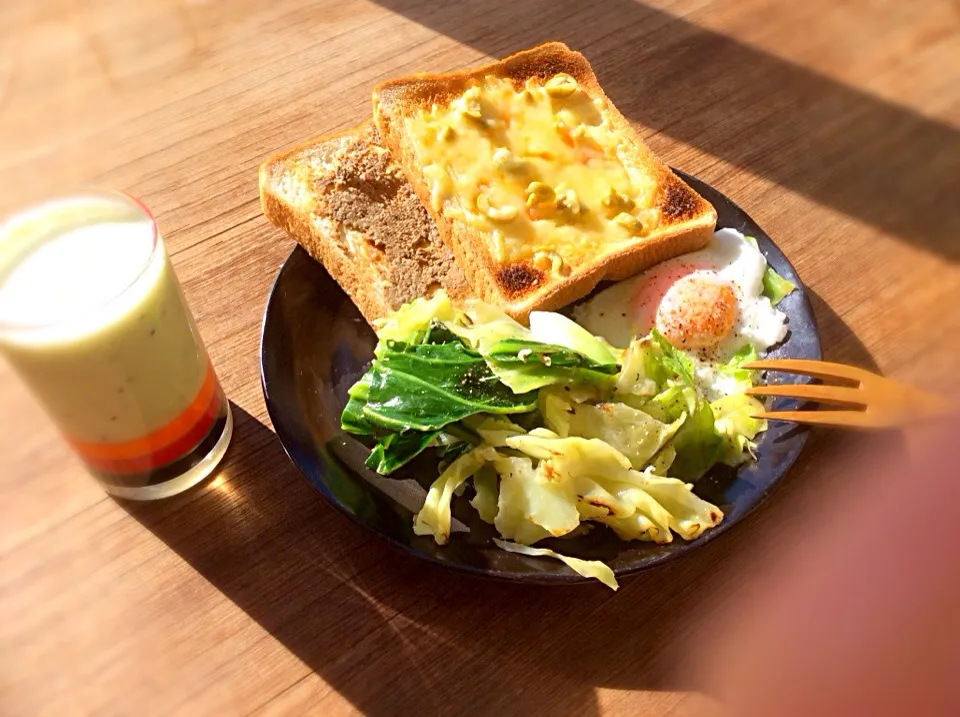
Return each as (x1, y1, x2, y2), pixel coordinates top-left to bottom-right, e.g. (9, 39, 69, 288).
(573, 228, 788, 398)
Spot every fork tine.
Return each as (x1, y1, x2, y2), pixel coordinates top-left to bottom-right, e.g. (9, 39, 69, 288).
(745, 383, 865, 406)
(751, 409, 878, 429)
(743, 359, 867, 383)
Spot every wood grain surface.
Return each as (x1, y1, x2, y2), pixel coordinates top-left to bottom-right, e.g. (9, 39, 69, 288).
(1, 1, 958, 715)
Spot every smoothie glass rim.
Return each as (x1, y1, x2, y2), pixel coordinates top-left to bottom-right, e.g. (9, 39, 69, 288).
(0, 189, 160, 334)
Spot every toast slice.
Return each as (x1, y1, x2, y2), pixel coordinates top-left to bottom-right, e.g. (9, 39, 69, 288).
(258, 122, 471, 324)
(373, 42, 717, 320)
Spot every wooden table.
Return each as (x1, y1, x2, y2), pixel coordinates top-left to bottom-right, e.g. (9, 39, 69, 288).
(2, 1, 958, 714)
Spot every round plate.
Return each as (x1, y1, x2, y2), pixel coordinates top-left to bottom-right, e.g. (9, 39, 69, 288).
(260, 171, 821, 584)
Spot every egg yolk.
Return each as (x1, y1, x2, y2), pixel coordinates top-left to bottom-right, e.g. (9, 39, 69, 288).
(655, 273, 738, 350)
(629, 262, 702, 335)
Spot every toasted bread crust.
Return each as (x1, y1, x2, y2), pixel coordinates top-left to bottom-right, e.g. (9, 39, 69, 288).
(258, 122, 471, 324)
(373, 42, 717, 319)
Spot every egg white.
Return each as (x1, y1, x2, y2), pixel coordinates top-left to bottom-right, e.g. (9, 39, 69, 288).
(573, 228, 788, 399)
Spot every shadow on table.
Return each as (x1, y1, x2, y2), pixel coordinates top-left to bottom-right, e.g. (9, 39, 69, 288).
(120, 302, 879, 714)
(807, 288, 880, 372)
(370, 0, 959, 263)
(119, 405, 728, 714)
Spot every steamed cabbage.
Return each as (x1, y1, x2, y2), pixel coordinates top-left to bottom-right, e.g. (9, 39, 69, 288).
(614, 331, 725, 480)
(647, 444, 677, 475)
(565, 402, 684, 470)
(470, 466, 500, 524)
(503, 433, 724, 545)
(716, 344, 759, 394)
(492, 454, 579, 540)
(712, 393, 768, 466)
(528, 311, 623, 366)
(464, 414, 526, 447)
(494, 540, 619, 590)
(414, 446, 498, 544)
(491, 456, 553, 545)
(374, 291, 458, 347)
(632, 472, 724, 540)
(445, 302, 620, 393)
(340, 290, 779, 589)
(743, 235, 797, 305)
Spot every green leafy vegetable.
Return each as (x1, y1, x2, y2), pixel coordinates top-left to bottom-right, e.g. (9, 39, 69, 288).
(617, 330, 723, 481)
(539, 387, 575, 437)
(763, 267, 796, 305)
(481, 337, 619, 393)
(667, 393, 724, 481)
(614, 337, 660, 398)
(528, 311, 624, 366)
(647, 444, 677, 475)
(491, 455, 553, 545)
(341, 333, 536, 473)
(443, 300, 532, 354)
(439, 302, 623, 394)
(712, 393, 768, 466)
(487, 338, 619, 373)
(373, 292, 458, 347)
(744, 235, 796, 305)
(340, 374, 376, 435)
(463, 414, 526, 447)
(365, 430, 440, 474)
(339, 290, 770, 589)
(435, 431, 473, 457)
(489, 362, 619, 394)
(361, 341, 537, 432)
(717, 344, 759, 394)
(649, 329, 696, 383)
(492, 453, 580, 540)
(614, 330, 694, 404)
(598, 472, 722, 542)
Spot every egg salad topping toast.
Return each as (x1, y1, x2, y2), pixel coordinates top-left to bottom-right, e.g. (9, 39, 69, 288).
(374, 42, 717, 319)
(409, 73, 660, 273)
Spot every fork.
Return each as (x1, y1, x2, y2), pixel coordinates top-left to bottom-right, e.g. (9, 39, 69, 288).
(742, 359, 954, 428)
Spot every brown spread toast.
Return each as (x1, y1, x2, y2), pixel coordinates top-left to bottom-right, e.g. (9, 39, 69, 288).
(373, 42, 717, 320)
(258, 122, 471, 324)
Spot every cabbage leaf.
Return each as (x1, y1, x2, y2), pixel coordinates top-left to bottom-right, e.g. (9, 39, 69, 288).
(340, 373, 376, 435)
(717, 344, 759, 393)
(614, 337, 660, 398)
(528, 311, 624, 366)
(632, 472, 724, 539)
(462, 414, 526, 447)
(763, 268, 796, 306)
(712, 393, 768, 466)
(504, 433, 723, 545)
(359, 340, 538, 432)
(492, 455, 580, 540)
(566, 401, 684, 470)
(493, 540, 619, 590)
(743, 236, 796, 306)
(483, 338, 619, 393)
(667, 393, 724, 481)
(414, 446, 498, 544)
(618, 330, 724, 481)
(365, 429, 440, 474)
(442, 302, 621, 394)
(373, 291, 459, 347)
(470, 465, 499, 524)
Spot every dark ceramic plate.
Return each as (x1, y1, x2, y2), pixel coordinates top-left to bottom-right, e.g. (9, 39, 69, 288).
(260, 171, 821, 584)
